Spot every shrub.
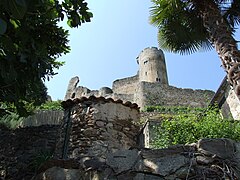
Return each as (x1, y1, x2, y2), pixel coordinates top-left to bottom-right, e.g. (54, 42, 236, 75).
(0, 112, 24, 129)
(151, 108, 240, 148)
(143, 105, 204, 114)
(0, 100, 62, 129)
(37, 100, 63, 111)
(30, 150, 53, 171)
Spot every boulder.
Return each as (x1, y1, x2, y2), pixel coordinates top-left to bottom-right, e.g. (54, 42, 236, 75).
(197, 138, 235, 159)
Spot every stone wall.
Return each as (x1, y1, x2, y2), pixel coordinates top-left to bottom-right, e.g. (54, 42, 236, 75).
(226, 89, 240, 119)
(211, 76, 240, 120)
(34, 97, 238, 179)
(135, 82, 214, 108)
(0, 125, 59, 180)
(20, 110, 63, 127)
(64, 77, 214, 110)
(64, 76, 79, 100)
(55, 96, 140, 160)
(112, 75, 138, 95)
(2, 95, 240, 179)
(111, 93, 134, 103)
(36, 138, 240, 179)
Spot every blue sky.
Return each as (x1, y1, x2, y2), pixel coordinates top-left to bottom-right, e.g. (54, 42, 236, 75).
(45, 0, 239, 100)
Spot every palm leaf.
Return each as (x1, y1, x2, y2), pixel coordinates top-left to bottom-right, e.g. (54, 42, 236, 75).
(222, 0, 240, 28)
(150, 0, 212, 55)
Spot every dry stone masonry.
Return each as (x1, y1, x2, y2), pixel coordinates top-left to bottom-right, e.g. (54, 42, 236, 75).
(20, 110, 63, 127)
(0, 125, 60, 180)
(54, 96, 140, 160)
(35, 97, 240, 179)
(36, 139, 240, 180)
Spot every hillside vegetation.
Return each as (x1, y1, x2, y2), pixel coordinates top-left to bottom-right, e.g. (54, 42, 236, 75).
(143, 105, 240, 148)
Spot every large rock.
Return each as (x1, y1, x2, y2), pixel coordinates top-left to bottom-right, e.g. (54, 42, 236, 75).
(197, 138, 235, 159)
(106, 149, 139, 174)
(35, 167, 81, 180)
(138, 154, 188, 177)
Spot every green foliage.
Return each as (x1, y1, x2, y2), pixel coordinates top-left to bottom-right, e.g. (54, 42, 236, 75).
(149, 0, 239, 54)
(143, 105, 205, 114)
(0, 0, 92, 115)
(0, 100, 62, 128)
(151, 108, 240, 148)
(37, 100, 63, 111)
(149, 0, 212, 55)
(0, 112, 24, 129)
(30, 150, 53, 171)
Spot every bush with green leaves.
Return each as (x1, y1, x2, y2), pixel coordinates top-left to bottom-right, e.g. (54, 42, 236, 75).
(143, 105, 205, 114)
(0, 100, 63, 129)
(0, 112, 24, 129)
(37, 100, 63, 111)
(30, 150, 53, 171)
(151, 107, 240, 148)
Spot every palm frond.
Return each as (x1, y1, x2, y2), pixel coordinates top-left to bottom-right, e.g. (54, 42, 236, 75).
(222, 0, 240, 28)
(150, 0, 212, 55)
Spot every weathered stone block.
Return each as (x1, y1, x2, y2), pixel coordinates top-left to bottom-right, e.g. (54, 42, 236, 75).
(140, 155, 188, 177)
(106, 149, 139, 174)
(197, 138, 235, 159)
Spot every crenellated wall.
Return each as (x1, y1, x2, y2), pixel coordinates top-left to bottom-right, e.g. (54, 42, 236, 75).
(64, 47, 215, 110)
(64, 77, 214, 110)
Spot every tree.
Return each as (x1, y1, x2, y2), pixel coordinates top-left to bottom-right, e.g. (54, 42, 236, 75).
(150, 0, 240, 95)
(0, 0, 93, 116)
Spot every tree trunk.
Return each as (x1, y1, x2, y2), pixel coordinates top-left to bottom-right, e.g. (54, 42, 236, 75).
(192, 0, 240, 96)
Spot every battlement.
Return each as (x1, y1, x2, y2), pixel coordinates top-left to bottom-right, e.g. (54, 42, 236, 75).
(64, 47, 213, 109)
(136, 47, 164, 64)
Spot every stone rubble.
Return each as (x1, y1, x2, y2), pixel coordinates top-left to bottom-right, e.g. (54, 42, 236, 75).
(35, 139, 240, 179)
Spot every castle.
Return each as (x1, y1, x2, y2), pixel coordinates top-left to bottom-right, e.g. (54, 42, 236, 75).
(65, 47, 214, 109)
(2, 48, 240, 179)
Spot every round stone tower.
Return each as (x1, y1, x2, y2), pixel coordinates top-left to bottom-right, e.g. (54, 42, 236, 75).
(137, 47, 168, 85)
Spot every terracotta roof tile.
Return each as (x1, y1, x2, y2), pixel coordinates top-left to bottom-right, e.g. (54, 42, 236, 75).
(61, 96, 140, 110)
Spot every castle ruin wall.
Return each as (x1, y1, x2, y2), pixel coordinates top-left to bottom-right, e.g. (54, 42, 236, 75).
(211, 77, 240, 119)
(112, 75, 139, 95)
(135, 82, 214, 109)
(64, 46, 215, 110)
(112, 93, 134, 103)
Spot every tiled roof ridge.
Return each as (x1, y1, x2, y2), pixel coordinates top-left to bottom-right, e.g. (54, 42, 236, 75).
(61, 95, 139, 110)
